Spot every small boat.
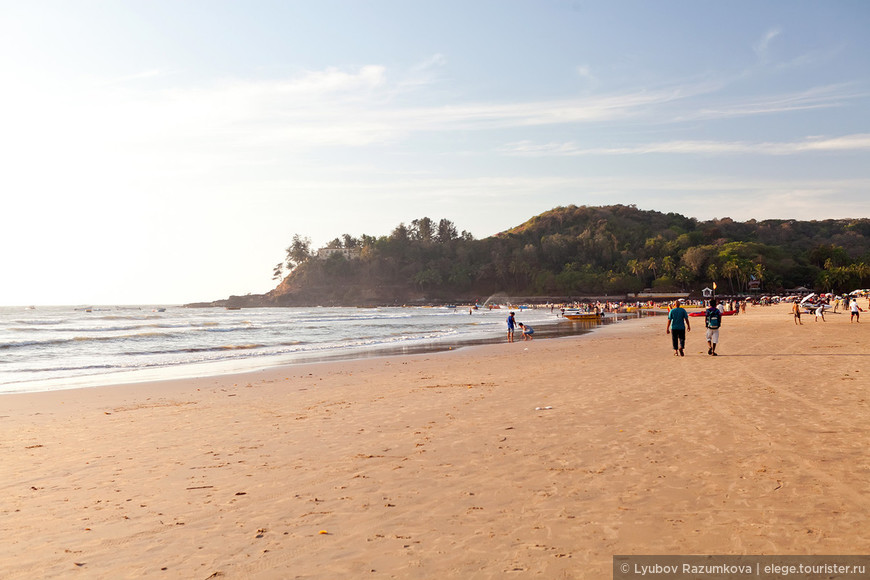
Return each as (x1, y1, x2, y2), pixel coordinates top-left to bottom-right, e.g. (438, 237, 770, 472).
(562, 309, 603, 320)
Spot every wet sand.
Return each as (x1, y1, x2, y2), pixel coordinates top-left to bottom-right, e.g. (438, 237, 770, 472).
(2, 304, 868, 578)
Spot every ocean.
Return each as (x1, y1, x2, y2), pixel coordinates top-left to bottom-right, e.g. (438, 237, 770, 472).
(0, 305, 618, 394)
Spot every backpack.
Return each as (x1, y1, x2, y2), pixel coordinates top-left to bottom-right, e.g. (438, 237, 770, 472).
(707, 308, 721, 329)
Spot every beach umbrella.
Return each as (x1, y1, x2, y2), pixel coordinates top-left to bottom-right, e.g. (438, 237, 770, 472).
(800, 293, 816, 304)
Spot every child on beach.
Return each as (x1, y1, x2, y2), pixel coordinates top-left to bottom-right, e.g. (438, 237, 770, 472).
(518, 322, 534, 340)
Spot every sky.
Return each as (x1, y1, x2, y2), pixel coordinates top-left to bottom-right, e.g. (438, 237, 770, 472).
(1, 1, 868, 305)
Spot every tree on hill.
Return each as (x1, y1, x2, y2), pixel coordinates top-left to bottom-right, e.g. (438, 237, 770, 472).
(285, 234, 312, 270)
(267, 206, 870, 304)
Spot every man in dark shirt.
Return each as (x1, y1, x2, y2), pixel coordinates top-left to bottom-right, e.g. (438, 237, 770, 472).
(705, 299, 722, 356)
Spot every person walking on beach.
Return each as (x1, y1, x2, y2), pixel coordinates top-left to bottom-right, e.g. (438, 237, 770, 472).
(814, 304, 826, 322)
(705, 299, 722, 356)
(851, 299, 861, 323)
(666, 299, 690, 357)
(793, 301, 803, 325)
(507, 311, 516, 342)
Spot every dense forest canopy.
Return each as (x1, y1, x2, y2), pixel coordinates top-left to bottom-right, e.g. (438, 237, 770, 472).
(226, 205, 870, 306)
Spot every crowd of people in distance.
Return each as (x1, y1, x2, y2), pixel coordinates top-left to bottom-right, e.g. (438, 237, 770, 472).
(790, 293, 866, 325)
(500, 292, 868, 349)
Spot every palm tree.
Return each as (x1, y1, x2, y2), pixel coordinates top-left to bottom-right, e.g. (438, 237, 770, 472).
(828, 267, 850, 293)
(645, 258, 658, 281)
(754, 262, 766, 282)
(736, 258, 753, 294)
(285, 234, 313, 270)
(662, 255, 676, 277)
(627, 259, 643, 280)
(817, 270, 832, 292)
(751, 262, 766, 292)
(722, 260, 740, 294)
(706, 263, 719, 289)
(852, 262, 870, 286)
(676, 266, 693, 290)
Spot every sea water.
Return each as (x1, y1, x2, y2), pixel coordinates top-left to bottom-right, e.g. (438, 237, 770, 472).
(0, 305, 609, 394)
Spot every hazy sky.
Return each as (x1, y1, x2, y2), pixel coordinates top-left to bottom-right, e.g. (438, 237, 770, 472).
(2, 1, 868, 305)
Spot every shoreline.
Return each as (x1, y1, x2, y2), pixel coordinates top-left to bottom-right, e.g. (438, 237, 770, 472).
(0, 311, 640, 396)
(3, 305, 869, 578)
(0, 315, 625, 403)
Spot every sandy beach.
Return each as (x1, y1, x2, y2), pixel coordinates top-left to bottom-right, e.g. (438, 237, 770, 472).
(2, 303, 869, 579)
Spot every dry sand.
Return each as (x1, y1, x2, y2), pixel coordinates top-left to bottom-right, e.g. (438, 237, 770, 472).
(2, 304, 869, 579)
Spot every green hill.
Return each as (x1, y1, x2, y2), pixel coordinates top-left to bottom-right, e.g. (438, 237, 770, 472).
(198, 205, 870, 307)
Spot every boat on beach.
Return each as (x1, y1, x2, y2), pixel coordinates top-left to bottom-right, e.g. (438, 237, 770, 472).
(688, 310, 737, 317)
(562, 309, 603, 321)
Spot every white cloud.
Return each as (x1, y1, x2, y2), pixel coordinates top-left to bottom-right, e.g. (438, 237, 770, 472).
(112, 68, 173, 83)
(8, 60, 857, 177)
(754, 27, 782, 62)
(277, 65, 387, 94)
(678, 84, 862, 122)
(399, 54, 448, 91)
(498, 133, 870, 157)
(800, 133, 870, 151)
(411, 53, 447, 72)
(0, 66, 722, 171)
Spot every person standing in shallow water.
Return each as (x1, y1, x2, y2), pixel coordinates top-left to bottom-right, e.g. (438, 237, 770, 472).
(666, 299, 690, 357)
(507, 311, 516, 342)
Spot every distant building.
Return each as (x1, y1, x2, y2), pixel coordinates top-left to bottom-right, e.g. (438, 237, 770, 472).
(316, 247, 360, 260)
